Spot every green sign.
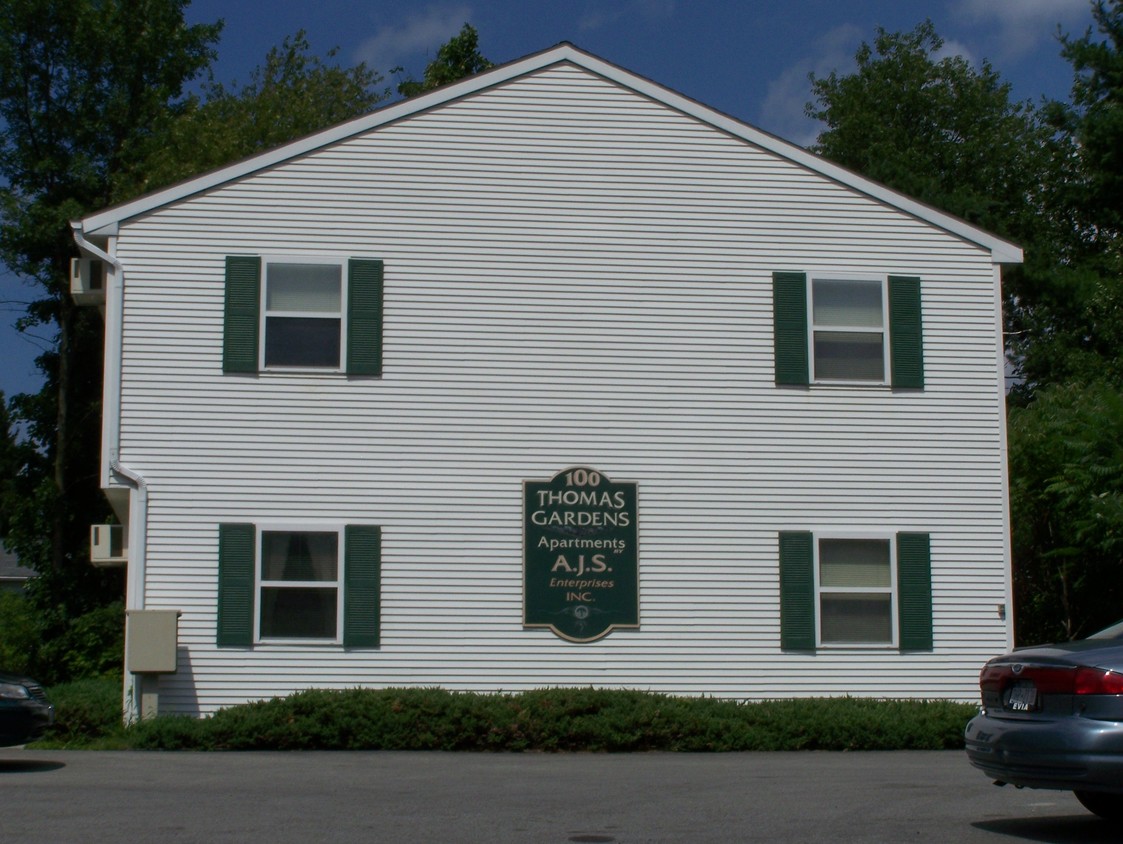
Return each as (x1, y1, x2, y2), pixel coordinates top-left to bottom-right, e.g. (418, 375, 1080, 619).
(524, 467, 638, 642)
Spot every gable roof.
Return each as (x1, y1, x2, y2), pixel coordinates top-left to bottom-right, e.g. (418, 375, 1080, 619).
(78, 42, 1022, 264)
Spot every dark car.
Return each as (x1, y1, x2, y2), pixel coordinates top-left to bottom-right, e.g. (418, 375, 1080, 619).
(965, 620, 1123, 820)
(0, 672, 55, 747)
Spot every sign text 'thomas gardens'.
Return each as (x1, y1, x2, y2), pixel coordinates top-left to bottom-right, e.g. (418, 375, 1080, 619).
(523, 467, 638, 642)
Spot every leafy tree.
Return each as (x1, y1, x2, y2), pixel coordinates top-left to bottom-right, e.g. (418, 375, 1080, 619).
(808, 21, 1062, 243)
(1005, 1, 1123, 644)
(397, 23, 492, 98)
(806, 22, 1078, 394)
(118, 30, 390, 197)
(804, 19, 1123, 643)
(1, 6, 491, 681)
(1016, 0, 1123, 396)
(0, 1, 222, 659)
(1049, 0, 1123, 246)
(1008, 381, 1123, 643)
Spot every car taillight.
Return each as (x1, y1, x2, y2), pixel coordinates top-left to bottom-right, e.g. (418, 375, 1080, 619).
(980, 663, 1123, 695)
(1074, 667, 1123, 695)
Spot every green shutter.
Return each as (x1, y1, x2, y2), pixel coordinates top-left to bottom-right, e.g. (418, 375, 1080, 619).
(223, 256, 261, 374)
(897, 532, 933, 651)
(779, 531, 816, 650)
(344, 525, 381, 648)
(888, 276, 924, 389)
(773, 272, 809, 386)
(347, 259, 384, 376)
(217, 523, 255, 647)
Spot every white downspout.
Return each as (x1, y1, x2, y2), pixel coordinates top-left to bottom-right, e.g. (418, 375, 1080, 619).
(71, 222, 147, 724)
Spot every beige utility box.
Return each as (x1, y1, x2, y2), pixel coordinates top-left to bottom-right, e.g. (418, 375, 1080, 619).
(126, 610, 181, 674)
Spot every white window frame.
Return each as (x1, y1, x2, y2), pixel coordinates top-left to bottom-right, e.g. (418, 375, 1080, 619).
(807, 273, 890, 385)
(813, 531, 898, 648)
(254, 522, 345, 644)
(259, 255, 348, 372)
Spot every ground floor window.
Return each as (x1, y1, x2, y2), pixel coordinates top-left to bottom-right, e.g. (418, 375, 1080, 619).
(817, 537, 895, 644)
(217, 522, 381, 648)
(259, 530, 340, 639)
(779, 530, 932, 652)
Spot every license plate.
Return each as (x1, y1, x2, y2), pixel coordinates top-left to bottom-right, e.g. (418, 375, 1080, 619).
(1006, 681, 1038, 712)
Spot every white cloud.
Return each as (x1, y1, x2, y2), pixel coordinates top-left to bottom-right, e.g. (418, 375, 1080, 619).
(579, 0, 675, 32)
(353, 4, 473, 69)
(759, 24, 862, 147)
(951, 0, 1091, 58)
(933, 37, 976, 66)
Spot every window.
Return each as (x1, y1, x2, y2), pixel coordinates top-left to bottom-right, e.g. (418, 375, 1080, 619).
(779, 531, 932, 652)
(816, 537, 894, 644)
(263, 262, 344, 369)
(773, 271, 924, 388)
(259, 530, 341, 639)
(223, 256, 384, 376)
(810, 277, 887, 382)
(217, 523, 381, 648)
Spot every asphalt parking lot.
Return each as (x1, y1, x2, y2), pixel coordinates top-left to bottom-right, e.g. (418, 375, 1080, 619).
(0, 749, 1114, 843)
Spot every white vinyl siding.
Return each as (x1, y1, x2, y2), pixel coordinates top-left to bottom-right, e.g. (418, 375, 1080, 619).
(108, 64, 1010, 713)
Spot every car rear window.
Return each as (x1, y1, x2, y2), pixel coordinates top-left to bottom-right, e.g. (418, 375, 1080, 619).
(1087, 619, 1123, 640)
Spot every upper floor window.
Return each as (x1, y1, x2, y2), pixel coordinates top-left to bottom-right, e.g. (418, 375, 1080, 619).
(810, 277, 887, 382)
(773, 271, 924, 389)
(223, 255, 384, 377)
(263, 261, 344, 369)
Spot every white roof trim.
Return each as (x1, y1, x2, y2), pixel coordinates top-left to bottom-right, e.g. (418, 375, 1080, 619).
(78, 43, 1022, 264)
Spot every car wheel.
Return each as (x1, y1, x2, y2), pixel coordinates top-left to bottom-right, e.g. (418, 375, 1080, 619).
(1074, 790, 1123, 820)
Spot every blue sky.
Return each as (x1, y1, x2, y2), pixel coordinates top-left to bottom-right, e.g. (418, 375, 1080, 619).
(0, 0, 1098, 402)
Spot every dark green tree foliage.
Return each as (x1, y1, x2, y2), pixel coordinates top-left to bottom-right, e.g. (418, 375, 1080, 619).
(397, 23, 493, 98)
(1, 7, 487, 682)
(1017, 1, 1123, 395)
(1009, 382, 1123, 642)
(808, 21, 1060, 241)
(0, 1, 221, 675)
(807, 22, 1076, 394)
(119, 30, 390, 197)
(806, 18, 1123, 643)
(1050, 0, 1123, 244)
(1008, 2, 1123, 643)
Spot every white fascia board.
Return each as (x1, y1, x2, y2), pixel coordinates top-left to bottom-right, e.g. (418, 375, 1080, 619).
(77, 43, 1023, 265)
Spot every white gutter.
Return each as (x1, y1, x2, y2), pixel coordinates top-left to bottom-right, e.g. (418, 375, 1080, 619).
(72, 222, 147, 723)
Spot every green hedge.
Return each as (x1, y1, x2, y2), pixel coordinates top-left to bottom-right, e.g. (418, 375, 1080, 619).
(39, 674, 127, 748)
(126, 687, 976, 752)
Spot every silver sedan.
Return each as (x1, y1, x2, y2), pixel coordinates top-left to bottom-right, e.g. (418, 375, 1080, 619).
(965, 619, 1123, 820)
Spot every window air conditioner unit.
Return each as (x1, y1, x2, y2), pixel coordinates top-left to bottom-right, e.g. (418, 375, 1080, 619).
(70, 257, 106, 305)
(90, 524, 127, 567)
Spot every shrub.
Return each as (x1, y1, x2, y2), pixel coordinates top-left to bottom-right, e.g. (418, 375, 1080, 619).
(0, 591, 37, 675)
(39, 675, 125, 747)
(37, 602, 125, 682)
(0, 595, 124, 685)
(128, 688, 977, 752)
